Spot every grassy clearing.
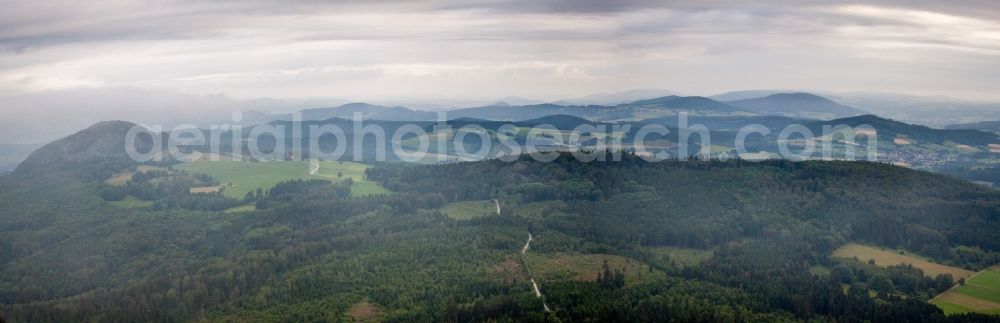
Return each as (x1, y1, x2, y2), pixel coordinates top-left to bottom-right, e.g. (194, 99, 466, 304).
(440, 200, 494, 220)
(513, 201, 565, 218)
(189, 185, 222, 194)
(105, 165, 165, 186)
(831, 243, 974, 279)
(809, 265, 831, 276)
(346, 300, 380, 322)
(525, 253, 663, 284)
(648, 246, 713, 267)
(348, 181, 391, 197)
(491, 257, 526, 283)
(109, 196, 155, 209)
(224, 204, 256, 213)
(175, 160, 388, 198)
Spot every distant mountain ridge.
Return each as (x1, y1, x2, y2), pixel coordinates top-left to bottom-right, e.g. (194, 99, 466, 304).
(807, 115, 1000, 146)
(947, 120, 1000, 132)
(623, 95, 744, 112)
(728, 92, 866, 119)
(555, 89, 682, 105)
(291, 103, 436, 121)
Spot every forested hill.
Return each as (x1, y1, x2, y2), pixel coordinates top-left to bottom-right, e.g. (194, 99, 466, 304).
(808, 115, 1000, 146)
(2, 141, 1000, 320)
(368, 154, 1000, 253)
(13, 121, 159, 180)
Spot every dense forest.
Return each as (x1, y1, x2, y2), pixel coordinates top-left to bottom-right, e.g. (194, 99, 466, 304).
(2, 143, 1000, 321)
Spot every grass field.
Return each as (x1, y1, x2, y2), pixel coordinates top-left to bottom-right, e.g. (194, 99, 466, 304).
(513, 201, 566, 218)
(440, 200, 495, 220)
(930, 297, 978, 315)
(223, 205, 256, 213)
(831, 243, 975, 279)
(954, 284, 1000, 303)
(109, 196, 155, 208)
(930, 268, 1000, 315)
(968, 270, 1000, 288)
(524, 253, 664, 284)
(648, 246, 713, 267)
(175, 160, 388, 198)
(105, 165, 166, 186)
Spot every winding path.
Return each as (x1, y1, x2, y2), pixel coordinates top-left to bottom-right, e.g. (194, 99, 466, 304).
(513, 207, 551, 313)
(308, 159, 320, 175)
(493, 199, 501, 215)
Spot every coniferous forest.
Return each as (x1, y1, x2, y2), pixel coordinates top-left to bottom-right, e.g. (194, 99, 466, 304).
(2, 150, 1000, 322)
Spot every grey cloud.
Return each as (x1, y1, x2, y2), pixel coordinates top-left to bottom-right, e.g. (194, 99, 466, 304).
(0, 0, 999, 103)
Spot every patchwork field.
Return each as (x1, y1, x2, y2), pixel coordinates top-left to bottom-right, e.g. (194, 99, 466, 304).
(524, 253, 664, 284)
(829, 243, 1000, 315)
(931, 268, 1000, 315)
(175, 160, 388, 198)
(831, 243, 975, 279)
(440, 200, 495, 220)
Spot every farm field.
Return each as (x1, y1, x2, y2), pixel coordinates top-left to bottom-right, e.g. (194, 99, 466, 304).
(175, 160, 388, 198)
(439, 200, 495, 220)
(524, 252, 664, 284)
(931, 268, 1000, 315)
(831, 243, 975, 279)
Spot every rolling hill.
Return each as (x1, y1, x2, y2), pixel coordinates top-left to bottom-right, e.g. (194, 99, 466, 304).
(13, 121, 158, 179)
(4, 119, 1000, 322)
(947, 121, 1000, 133)
(728, 92, 866, 119)
(807, 115, 1000, 146)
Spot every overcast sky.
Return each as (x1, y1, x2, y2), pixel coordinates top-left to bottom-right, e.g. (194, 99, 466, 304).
(2, 0, 1000, 102)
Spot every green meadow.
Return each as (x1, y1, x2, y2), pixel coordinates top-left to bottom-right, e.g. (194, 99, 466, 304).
(176, 160, 389, 198)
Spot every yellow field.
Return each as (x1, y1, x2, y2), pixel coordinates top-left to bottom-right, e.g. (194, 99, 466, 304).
(831, 243, 974, 279)
(189, 185, 221, 194)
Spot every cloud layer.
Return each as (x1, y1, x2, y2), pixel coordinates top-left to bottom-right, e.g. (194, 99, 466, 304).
(1, 0, 999, 101)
